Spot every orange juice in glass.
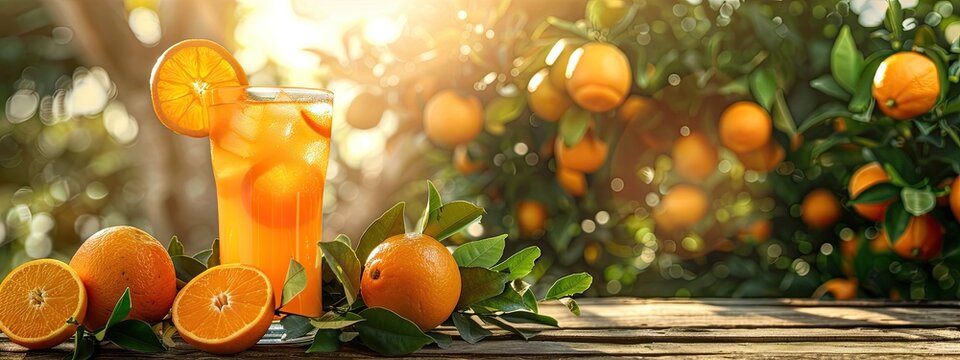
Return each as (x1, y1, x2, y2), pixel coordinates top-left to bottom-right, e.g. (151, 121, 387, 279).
(207, 86, 333, 319)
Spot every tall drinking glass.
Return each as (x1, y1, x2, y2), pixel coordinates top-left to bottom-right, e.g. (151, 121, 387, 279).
(207, 86, 333, 343)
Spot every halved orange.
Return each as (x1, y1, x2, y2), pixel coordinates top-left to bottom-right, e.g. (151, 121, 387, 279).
(0, 259, 87, 349)
(150, 39, 247, 137)
(172, 264, 274, 355)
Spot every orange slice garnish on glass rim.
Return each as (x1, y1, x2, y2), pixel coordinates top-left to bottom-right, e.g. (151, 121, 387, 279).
(150, 39, 247, 137)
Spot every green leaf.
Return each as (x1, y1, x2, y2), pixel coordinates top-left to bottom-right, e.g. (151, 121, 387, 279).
(193, 249, 213, 264)
(797, 103, 852, 134)
(207, 238, 220, 268)
(914, 25, 937, 48)
(416, 181, 443, 233)
(559, 297, 581, 316)
(901, 188, 936, 216)
(356, 307, 433, 356)
(772, 90, 797, 138)
(319, 239, 362, 305)
(491, 246, 541, 280)
(809, 75, 851, 100)
(749, 67, 777, 110)
(306, 329, 341, 353)
(544, 273, 593, 300)
(281, 259, 307, 307)
(280, 314, 314, 341)
(69, 326, 95, 360)
(499, 311, 559, 327)
(310, 311, 365, 329)
(453, 235, 506, 268)
(423, 201, 485, 241)
(868, 147, 920, 185)
(849, 51, 890, 113)
(522, 289, 539, 313)
(884, 202, 910, 245)
(458, 267, 510, 309)
(484, 96, 527, 135)
(171, 255, 207, 284)
(479, 315, 539, 340)
(104, 320, 165, 353)
(559, 106, 590, 147)
(166, 236, 184, 257)
(356, 202, 406, 263)
(95, 287, 131, 340)
(831, 25, 864, 93)
(884, 0, 903, 49)
(426, 331, 452, 349)
(849, 182, 900, 204)
(471, 289, 535, 313)
(544, 16, 591, 39)
(451, 313, 491, 344)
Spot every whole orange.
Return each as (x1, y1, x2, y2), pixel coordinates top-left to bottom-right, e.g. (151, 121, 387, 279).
(528, 68, 572, 122)
(672, 132, 718, 181)
(69, 226, 177, 329)
(615, 95, 656, 124)
(886, 214, 944, 261)
(801, 189, 842, 230)
(738, 219, 772, 243)
(555, 129, 609, 173)
(719, 101, 772, 154)
(360, 233, 461, 331)
(736, 142, 784, 173)
(950, 175, 960, 221)
(454, 145, 486, 176)
(517, 200, 548, 237)
(848, 162, 892, 222)
(547, 41, 574, 91)
(872, 52, 940, 120)
(565, 42, 631, 113)
(654, 184, 709, 231)
(557, 165, 587, 197)
(423, 90, 483, 147)
(346, 92, 388, 130)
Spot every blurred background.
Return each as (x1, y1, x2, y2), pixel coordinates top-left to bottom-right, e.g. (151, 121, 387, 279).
(3, 0, 960, 300)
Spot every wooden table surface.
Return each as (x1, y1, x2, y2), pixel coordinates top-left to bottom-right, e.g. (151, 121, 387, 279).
(3, 298, 960, 358)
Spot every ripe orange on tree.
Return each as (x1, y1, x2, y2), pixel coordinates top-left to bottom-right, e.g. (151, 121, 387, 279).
(872, 51, 940, 120)
(719, 101, 772, 154)
(565, 42, 631, 113)
(653, 184, 709, 231)
(346, 91, 388, 130)
(528, 68, 572, 122)
(949, 175, 960, 221)
(672, 131, 718, 181)
(423, 89, 483, 147)
(555, 129, 609, 173)
(557, 165, 587, 197)
(172, 264, 274, 355)
(737, 219, 772, 243)
(848, 162, 892, 222)
(454, 145, 486, 176)
(736, 142, 784, 172)
(0, 259, 87, 349)
(69, 226, 177, 330)
(814, 278, 858, 300)
(361, 233, 461, 331)
(547, 40, 574, 92)
(881, 214, 944, 261)
(615, 95, 657, 124)
(801, 188, 842, 230)
(517, 200, 549, 237)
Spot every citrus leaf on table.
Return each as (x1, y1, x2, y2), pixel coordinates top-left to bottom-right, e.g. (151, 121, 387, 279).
(499, 311, 559, 327)
(491, 246, 541, 280)
(192, 249, 212, 264)
(522, 289, 539, 313)
(559, 297, 581, 316)
(166, 235, 183, 257)
(901, 188, 936, 216)
(452, 234, 506, 268)
(104, 319, 165, 353)
(95, 287, 131, 340)
(306, 329, 341, 353)
(451, 312, 491, 344)
(478, 315, 540, 340)
(423, 201, 485, 241)
(280, 314, 314, 341)
(426, 331, 452, 349)
(207, 238, 221, 268)
(356, 202, 406, 263)
(884, 202, 910, 246)
(69, 326, 95, 360)
(458, 267, 510, 309)
(340, 331, 359, 342)
(543, 272, 593, 300)
(471, 288, 535, 314)
(749, 67, 777, 110)
(849, 182, 900, 204)
(310, 311, 365, 329)
(171, 255, 207, 284)
(356, 307, 434, 356)
(809, 75, 850, 101)
(319, 239, 362, 305)
(831, 25, 864, 93)
(416, 181, 443, 233)
(281, 259, 307, 307)
(559, 106, 590, 147)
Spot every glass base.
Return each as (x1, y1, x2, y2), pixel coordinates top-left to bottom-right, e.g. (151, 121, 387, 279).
(257, 320, 316, 345)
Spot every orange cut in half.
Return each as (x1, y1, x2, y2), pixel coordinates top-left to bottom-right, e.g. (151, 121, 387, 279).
(0, 259, 87, 349)
(150, 39, 247, 137)
(171, 264, 274, 355)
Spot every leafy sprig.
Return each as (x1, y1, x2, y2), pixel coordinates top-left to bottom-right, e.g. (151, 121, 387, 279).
(65, 288, 165, 360)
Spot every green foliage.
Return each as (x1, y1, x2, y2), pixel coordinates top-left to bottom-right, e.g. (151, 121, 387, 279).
(66, 287, 164, 360)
